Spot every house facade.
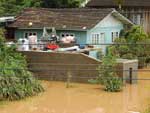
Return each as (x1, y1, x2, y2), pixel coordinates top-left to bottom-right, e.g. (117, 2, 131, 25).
(87, 0, 150, 34)
(7, 8, 132, 59)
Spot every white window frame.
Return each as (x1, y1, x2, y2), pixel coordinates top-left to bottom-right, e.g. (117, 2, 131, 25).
(91, 33, 106, 45)
(91, 33, 100, 44)
(24, 32, 37, 38)
(111, 31, 119, 42)
(100, 33, 105, 43)
(60, 33, 75, 38)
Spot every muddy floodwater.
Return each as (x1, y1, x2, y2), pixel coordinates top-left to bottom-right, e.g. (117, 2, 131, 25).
(0, 70, 150, 113)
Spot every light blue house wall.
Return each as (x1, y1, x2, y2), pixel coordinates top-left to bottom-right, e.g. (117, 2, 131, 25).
(15, 29, 43, 39)
(15, 29, 87, 45)
(87, 14, 124, 59)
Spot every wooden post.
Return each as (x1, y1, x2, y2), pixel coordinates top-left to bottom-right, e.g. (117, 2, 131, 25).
(66, 71, 72, 88)
(129, 68, 133, 84)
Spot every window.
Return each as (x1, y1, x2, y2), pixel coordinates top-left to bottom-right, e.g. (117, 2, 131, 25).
(100, 33, 105, 43)
(25, 33, 28, 38)
(24, 32, 37, 38)
(91, 33, 105, 45)
(112, 32, 119, 42)
(60, 33, 75, 38)
(92, 34, 100, 44)
(61, 34, 65, 37)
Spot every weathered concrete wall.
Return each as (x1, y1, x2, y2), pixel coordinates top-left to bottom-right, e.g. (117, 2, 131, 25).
(21, 51, 138, 84)
(123, 62, 138, 84)
(21, 51, 101, 83)
(117, 59, 138, 84)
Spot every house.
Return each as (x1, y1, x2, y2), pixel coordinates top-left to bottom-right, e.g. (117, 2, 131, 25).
(7, 8, 133, 59)
(86, 0, 150, 33)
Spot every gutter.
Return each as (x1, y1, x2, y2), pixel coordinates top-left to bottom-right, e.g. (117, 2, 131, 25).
(16, 27, 89, 31)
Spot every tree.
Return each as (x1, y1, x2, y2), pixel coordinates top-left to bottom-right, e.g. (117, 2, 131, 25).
(0, 29, 44, 101)
(97, 50, 123, 92)
(89, 50, 123, 92)
(41, 0, 85, 8)
(108, 26, 150, 68)
(0, 0, 41, 16)
(0, 0, 86, 16)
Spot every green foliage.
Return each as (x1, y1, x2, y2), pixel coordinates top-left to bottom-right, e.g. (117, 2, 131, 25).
(97, 53, 123, 92)
(0, 0, 42, 16)
(0, 29, 44, 101)
(108, 26, 150, 68)
(89, 51, 123, 92)
(41, 0, 85, 8)
(0, 0, 86, 16)
(97, 54, 117, 84)
(103, 75, 123, 92)
(143, 107, 150, 113)
(97, 49, 103, 60)
(0, 74, 44, 101)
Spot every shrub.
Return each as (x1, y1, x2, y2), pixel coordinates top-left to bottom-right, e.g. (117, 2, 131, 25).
(97, 54, 123, 92)
(0, 29, 44, 101)
(143, 107, 150, 113)
(104, 75, 123, 92)
(108, 26, 150, 68)
(89, 52, 123, 92)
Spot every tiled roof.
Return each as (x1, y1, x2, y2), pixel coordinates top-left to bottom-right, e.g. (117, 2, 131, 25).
(87, 0, 150, 8)
(9, 8, 114, 30)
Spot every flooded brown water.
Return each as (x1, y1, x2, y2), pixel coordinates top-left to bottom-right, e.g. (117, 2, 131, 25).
(0, 70, 150, 113)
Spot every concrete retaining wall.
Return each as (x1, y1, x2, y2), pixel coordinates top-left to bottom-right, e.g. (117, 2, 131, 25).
(21, 51, 138, 84)
(21, 51, 101, 83)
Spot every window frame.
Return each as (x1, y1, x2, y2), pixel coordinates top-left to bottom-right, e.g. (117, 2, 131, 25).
(100, 33, 105, 43)
(60, 33, 75, 38)
(111, 31, 119, 42)
(91, 33, 100, 45)
(24, 32, 37, 38)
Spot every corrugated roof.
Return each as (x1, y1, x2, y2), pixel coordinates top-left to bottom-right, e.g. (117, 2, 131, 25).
(87, 0, 150, 8)
(8, 8, 114, 30)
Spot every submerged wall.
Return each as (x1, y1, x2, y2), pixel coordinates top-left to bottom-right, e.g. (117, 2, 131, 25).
(21, 51, 138, 84)
(21, 51, 101, 83)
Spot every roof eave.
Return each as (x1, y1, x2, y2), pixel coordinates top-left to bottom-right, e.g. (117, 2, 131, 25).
(111, 10, 134, 25)
(13, 27, 88, 31)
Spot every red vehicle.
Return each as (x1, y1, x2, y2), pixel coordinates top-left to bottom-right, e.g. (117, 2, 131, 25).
(46, 43, 59, 50)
